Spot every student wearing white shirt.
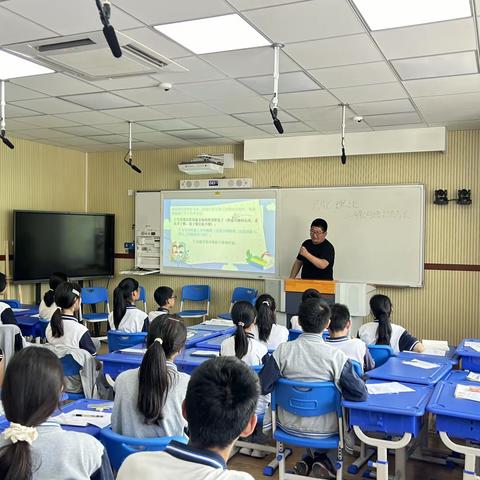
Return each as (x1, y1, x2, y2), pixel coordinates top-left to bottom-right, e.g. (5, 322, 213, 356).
(112, 315, 189, 439)
(0, 347, 113, 480)
(326, 304, 375, 371)
(290, 288, 322, 330)
(117, 357, 258, 480)
(38, 272, 67, 321)
(254, 294, 288, 351)
(0, 272, 23, 356)
(46, 282, 96, 355)
(358, 294, 424, 354)
(148, 286, 176, 322)
(109, 278, 149, 333)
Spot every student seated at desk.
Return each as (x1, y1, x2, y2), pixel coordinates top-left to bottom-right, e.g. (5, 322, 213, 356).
(117, 356, 258, 480)
(290, 288, 321, 330)
(326, 303, 375, 371)
(0, 347, 113, 480)
(0, 272, 23, 354)
(39, 272, 68, 321)
(109, 278, 149, 333)
(46, 282, 97, 356)
(254, 294, 288, 350)
(148, 286, 176, 322)
(358, 294, 424, 354)
(112, 315, 189, 439)
(259, 298, 367, 478)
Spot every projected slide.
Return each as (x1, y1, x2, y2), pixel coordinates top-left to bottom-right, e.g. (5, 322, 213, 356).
(162, 198, 276, 274)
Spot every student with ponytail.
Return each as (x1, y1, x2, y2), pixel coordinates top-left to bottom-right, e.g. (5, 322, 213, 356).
(358, 294, 424, 354)
(112, 315, 189, 438)
(0, 347, 113, 480)
(109, 277, 149, 333)
(46, 282, 97, 355)
(39, 272, 68, 320)
(254, 294, 288, 350)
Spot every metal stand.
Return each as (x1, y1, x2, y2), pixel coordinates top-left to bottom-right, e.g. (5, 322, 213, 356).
(440, 431, 480, 480)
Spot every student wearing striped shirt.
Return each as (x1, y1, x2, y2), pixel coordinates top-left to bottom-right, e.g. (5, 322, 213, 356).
(108, 278, 149, 333)
(117, 357, 258, 480)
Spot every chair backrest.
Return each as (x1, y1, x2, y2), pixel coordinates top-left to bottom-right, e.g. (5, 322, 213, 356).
(107, 330, 147, 352)
(351, 359, 364, 377)
(60, 354, 82, 376)
(2, 299, 21, 308)
(99, 427, 186, 471)
(138, 286, 146, 302)
(368, 344, 395, 367)
(231, 287, 258, 305)
(81, 287, 109, 306)
(272, 378, 342, 418)
(288, 329, 302, 341)
(181, 285, 211, 302)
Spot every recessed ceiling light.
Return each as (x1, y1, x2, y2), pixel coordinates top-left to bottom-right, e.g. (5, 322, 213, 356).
(352, 0, 471, 30)
(154, 14, 270, 54)
(0, 50, 54, 80)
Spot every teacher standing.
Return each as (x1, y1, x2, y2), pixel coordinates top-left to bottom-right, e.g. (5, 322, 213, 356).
(289, 218, 335, 280)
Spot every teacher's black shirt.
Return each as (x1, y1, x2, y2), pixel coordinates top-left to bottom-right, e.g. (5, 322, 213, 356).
(297, 239, 335, 280)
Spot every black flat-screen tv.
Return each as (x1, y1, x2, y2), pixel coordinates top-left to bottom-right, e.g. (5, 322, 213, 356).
(13, 211, 115, 282)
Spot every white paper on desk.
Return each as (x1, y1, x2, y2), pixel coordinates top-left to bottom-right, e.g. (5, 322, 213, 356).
(464, 341, 480, 352)
(120, 347, 146, 355)
(191, 350, 219, 357)
(455, 384, 480, 402)
(367, 382, 415, 395)
(466, 372, 480, 383)
(402, 359, 440, 369)
(422, 340, 449, 351)
(30, 314, 40, 318)
(202, 319, 234, 327)
(186, 331, 196, 339)
(403, 348, 447, 357)
(12, 308, 28, 313)
(51, 409, 111, 428)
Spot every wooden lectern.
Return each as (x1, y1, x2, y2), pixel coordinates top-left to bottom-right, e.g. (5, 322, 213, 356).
(284, 279, 336, 328)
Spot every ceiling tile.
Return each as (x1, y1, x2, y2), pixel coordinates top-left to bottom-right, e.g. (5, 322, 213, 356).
(56, 111, 121, 125)
(100, 123, 155, 135)
(244, 0, 364, 43)
(309, 62, 397, 89)
(209, 125, 268, 137)
(235, 110, 297, 125)
(258, 121, 314, 135)
(55, 125, 112, 136)
(239, 71, 320, 95)
(88, 134, 129, 144)
(404, 74, 480, 97)
(12, 97, 88, 114)
(85, 75, 159, 92)
(228, 0, 304, 10)
(207, 95, 270, 114)
(275, 90, 338, 109)
(167, 129, 220, 139)
(364, 112, 422, 127)
(414, 92, 480, 122)
(11, 73, 101, 96)
(392, 51, 478, 81)
(114, 0, 233, 25)
(184, 115, 247, 128)
(150, 56, 227, 84)
(372, 123, 427, 131)
(6, 104, 42, 118)
(307, 118, 372, 133)
(190, 137, 241, 145)
(350, 99, 415, 115)
(131, 132, 194, 146)
(51, 136, 107, 146)
(201, 47, 297, 78)
(0, 7, 56, 44)
(154, 102, 222, 117)
(62, 92, 139, 109)
(4, 83, 47, 101)
(102, 106, 171, 121)
(114, 87, 195, 105)
(285, 34, 383, 70)
(13, 115, 80, 128)
(176, 79, 259, 100)
(2, 0, 141, 35)
(9, 128, 78, 139)
(137, 119, 198, 130)
(331, 82, 406, 103)
(373, 18, 476, 59)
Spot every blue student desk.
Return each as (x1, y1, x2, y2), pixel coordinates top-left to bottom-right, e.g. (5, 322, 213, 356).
(343, 380, 434, 480)
(12, 305, 38, 317)
(188, 323, 237, 336)
(456, 339, 480, 372)
(195, 332, 233, 350)
(185, 328, 222, 348)
(0, 399, 112, 438)
(16, 314, 41, 337)
(174, 348, 217, 374)
(97, 351, 143, 378)
(367, 355, 452, 385)
(428, 370, 480, 479)
(397, 347, 459, 366)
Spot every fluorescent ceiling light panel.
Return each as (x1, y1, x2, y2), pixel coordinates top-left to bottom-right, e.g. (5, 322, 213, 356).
(0, 50, 53, 80)
(155, 14, 270, 54)
(352, 0, 471, 30)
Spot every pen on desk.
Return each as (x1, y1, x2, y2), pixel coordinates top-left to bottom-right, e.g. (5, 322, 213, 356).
(74, 413, 105, 418)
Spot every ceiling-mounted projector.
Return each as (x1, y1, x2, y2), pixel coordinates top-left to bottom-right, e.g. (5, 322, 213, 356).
(178, 154, 229, 175)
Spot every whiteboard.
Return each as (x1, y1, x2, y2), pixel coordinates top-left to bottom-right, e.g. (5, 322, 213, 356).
(277, 185, 425, 287)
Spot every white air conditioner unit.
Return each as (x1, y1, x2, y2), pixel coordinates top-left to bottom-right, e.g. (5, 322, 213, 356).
(178, 154, 233, 176)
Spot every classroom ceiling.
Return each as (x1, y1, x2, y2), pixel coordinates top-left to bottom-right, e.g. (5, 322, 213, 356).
(1, 0, 480, 152)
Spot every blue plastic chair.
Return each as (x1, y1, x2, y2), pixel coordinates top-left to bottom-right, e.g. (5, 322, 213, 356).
(100, 427, 187, 471)
(60, 354, 85, 400)
(271, 378, 344, 479)
(178, 285, 211, 322)
(136, 286, 147, 313)
(38, 319, 49, 339)
(368, 344, 395, 367)
(107, 330, 147, 352)
(218, 287, 258, 320)
(351, 359, 364, 377)
(2, 299, 21, 308)
(80, 287, 110, 336)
